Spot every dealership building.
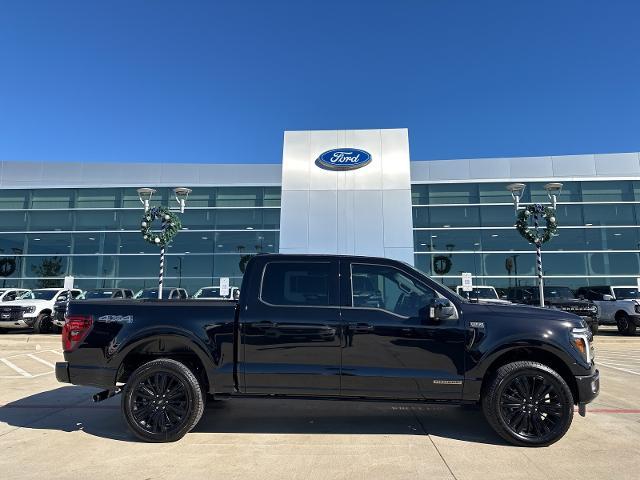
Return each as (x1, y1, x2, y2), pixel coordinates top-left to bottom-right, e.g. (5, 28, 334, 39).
(1, 128, 640, 293)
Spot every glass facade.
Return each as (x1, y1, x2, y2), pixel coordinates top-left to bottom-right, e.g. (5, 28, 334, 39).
(3, 177, 640, 294)
(412, 180, 640, 289)
(0, 187, 280, 293)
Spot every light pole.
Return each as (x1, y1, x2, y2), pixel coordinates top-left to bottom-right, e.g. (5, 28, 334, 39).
(173, 257, 183, 288)
(507, 182, 562, 307)
(137, 188, 156, 213)
(137, 187, 190, 299)
(173, 188, 192, 214)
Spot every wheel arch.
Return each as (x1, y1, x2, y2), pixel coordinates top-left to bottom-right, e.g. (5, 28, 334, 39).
(614, 309, 629, 319)
(479, 346, 578, 403)
(115, 334, 216, 394)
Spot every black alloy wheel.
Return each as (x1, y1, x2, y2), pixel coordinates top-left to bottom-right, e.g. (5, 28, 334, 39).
(499, 374, 563, 440)
(122, 359, 205, 442)
(132, 373, 188, 434)
(482, 361, 574, 447)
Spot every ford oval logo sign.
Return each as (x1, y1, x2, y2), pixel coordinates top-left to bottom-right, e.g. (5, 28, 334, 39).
(315, 148, 372, 171)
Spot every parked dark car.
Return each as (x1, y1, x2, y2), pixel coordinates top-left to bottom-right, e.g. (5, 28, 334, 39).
(52, 288, 135, 330)
(506, 286, 599, 334)
(56, 254, 599, 446)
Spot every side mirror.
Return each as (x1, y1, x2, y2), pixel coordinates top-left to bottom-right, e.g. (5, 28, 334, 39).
(602, 294, 614, 301)
(428, 298, 455, 321)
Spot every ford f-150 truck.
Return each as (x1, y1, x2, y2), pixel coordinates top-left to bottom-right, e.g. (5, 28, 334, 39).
(56, 254, 599, 447)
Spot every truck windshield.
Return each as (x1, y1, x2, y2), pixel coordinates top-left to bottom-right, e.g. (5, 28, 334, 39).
(612, 287, 640, 300)
(462, 288, 498, 300)
(193, 288, 223, 298)
(544, 287, 575, 299)
(29, 290, 58, 301)
(83, 290, 115, 299)
(134, 288, 172, 299)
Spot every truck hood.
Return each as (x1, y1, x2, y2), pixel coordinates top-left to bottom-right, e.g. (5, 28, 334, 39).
(3, 299, 51, 307)
(462, 301, 586, 328)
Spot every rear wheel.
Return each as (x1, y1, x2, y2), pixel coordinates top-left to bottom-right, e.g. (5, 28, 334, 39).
(482, 361, 574, 447)
(122, 359, 205, 442)
(616, 313, 637, 336)
(32, 313, 52, 334)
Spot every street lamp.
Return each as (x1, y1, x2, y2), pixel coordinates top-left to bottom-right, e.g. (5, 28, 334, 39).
(506, 183, 527, 211)
(174, 187, 192, 214)
(137, 188, 156, 212)
(507, 182, 562, 307)
(544, 182, 563, 209)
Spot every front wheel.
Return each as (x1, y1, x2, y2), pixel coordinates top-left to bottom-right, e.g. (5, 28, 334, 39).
(32, 313, 52, 334)
(122, 359, 205, 442)
(617, 313, 637, 336)
(482, 361, 574, 447)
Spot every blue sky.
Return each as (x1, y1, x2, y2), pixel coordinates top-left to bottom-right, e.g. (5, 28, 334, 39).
(1, 0, 639, 164)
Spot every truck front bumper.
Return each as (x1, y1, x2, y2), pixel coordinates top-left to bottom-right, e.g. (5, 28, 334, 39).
(575, 369, 599, 414)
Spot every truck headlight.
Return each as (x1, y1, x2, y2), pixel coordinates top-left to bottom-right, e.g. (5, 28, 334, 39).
(570, 327, 592, 364)
(22, 306, 36, 314)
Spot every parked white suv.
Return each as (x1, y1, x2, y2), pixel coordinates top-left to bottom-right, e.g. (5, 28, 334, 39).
(5, 288, 82, 333)
(0, 288, 31, 302)
(575, 286, 640, 336)
(455, 285, 511, 304)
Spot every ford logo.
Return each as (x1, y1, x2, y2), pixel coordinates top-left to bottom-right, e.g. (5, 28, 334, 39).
(315, 148, 372, 171)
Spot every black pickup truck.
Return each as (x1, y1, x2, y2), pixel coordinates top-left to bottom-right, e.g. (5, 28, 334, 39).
(56, 254, 599, 446)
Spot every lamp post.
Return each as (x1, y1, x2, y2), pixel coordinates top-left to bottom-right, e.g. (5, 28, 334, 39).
(507, 182, 562, 307)
(136, 188, 156, 213)
(173, 187, 192, 214)
(137, 187, 190, 299)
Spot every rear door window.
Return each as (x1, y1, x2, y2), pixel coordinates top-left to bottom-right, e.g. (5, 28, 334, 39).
(260, 262, 336, 307)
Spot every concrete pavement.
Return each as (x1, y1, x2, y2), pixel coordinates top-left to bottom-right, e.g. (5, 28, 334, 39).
(0, 328, 639, 480)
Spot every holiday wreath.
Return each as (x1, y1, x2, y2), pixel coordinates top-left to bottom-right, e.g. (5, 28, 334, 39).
(140, 206, 182, 246)
(515, 204, 557, 245)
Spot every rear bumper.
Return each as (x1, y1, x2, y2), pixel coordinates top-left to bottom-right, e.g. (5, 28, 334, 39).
(55, 362, 70, 383)
(55, 361, 117, 388)
(575, 369, 600, 406)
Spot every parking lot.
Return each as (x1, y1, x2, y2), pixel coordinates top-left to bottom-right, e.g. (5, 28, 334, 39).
(0, 328, 638, 480)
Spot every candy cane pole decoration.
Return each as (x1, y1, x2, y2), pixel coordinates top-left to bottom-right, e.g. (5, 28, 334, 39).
(158, 245, 165, 299)
(533, 211, 544, 307)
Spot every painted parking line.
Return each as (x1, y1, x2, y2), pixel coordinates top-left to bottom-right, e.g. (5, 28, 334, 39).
(0, 350, 60, 378)
(27, 353, 55, 368)
(597, 362, 640, 376)
(0, 357, 33, 378)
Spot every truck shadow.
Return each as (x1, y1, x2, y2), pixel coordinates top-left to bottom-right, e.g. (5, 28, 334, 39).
(0, 387, 508, 446)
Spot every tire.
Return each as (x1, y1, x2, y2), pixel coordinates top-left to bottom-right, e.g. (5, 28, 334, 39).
(616, 313, 637, 336)
(0, 328, 6, 334)
(590, 323, 599, 335)
(482, 361, 574, 447)
(122, 359, 205, 442)
(32, 313, 52, 334)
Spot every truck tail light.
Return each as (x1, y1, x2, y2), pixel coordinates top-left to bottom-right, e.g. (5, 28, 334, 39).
(62, 315, 93, 352)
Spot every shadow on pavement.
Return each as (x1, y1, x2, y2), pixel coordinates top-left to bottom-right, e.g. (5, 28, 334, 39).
(0, 386, 507, 445)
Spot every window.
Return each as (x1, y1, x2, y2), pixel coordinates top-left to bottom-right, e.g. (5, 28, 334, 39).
(351, 264, 437, 318)
(261, 262, 333, 306)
